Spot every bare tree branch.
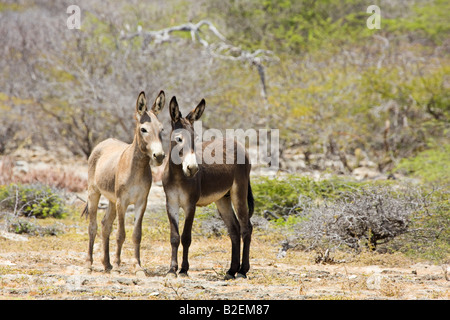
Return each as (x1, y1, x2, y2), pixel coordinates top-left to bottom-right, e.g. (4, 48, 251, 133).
(120, 20, 279, 106)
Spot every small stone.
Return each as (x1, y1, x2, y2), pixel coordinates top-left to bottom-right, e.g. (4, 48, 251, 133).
(366, 273, 383, 290)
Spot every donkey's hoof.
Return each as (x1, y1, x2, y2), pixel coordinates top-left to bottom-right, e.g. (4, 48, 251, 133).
(166, 271, 177, 278)
(236, 273, 247, 279)
(103, 262, 114, 273)
(84, 263, 93, 274)
(178, 271, 189, 278)
(224, 273, 235, 281)
(104, 267, 114, 274)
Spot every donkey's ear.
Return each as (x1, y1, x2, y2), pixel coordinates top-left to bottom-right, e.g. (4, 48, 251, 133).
(186, 99, 205, 124)
(169, 96, 182, 123)
(151, 90, 165, 115)
(136, 91, 147, 116)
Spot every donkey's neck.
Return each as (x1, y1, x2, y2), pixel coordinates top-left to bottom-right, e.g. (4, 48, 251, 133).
(167, 152, 183, 177)
(129, 134, 151, 169)
(167, 142, 188, 180)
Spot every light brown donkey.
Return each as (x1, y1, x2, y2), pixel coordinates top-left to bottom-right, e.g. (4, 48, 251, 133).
(82, 91, 166, 276)
(162, 96, 254, 280)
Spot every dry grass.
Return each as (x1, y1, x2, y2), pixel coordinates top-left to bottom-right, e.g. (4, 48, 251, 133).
(378, 277, 405, 298)
(351, 250, 414, 268)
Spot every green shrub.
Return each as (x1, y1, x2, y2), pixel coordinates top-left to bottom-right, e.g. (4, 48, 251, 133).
(0, 183, 66, 219)
(395, 144, 450, 185)
(251, 175, 373, 217)
(384, 0, 450, 45)
(7, 216, 64, 236)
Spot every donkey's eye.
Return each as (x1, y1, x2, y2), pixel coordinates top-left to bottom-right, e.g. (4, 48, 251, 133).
(175, 136, 183, 143)
(140, 128, 147, 133)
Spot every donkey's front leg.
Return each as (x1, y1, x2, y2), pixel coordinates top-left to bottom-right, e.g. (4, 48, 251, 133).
(166, 198, 180, 277)
(179, 205, 196, 277)
(132, 198, 147, 277)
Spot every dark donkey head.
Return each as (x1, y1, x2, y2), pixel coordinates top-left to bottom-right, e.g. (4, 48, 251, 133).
(135, 91, 166, 165)
(168, 96, 205, 177)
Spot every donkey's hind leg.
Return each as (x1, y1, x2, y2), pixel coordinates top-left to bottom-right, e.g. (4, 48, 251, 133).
(101, 201, 116, 272)
(179, 204, 196, 277)
(216, 196, 241, 280)
(230, 182, 252, 278)
(85, 190, 101, 271)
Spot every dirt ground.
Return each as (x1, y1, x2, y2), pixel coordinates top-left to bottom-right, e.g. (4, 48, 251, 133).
(0, 184, 448, 300)
(0, 152, 449, 300)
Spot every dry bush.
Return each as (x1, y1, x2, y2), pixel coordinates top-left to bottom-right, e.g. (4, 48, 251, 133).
(15, 169, 87, 193)
(0, 157, 86, 193)
(0, 156, 14, 185)
(292, 185, 432, 254)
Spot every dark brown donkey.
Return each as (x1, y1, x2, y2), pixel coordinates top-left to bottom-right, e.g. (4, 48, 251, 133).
(162, 96, 254, 280)
(82, 91, 166, 276)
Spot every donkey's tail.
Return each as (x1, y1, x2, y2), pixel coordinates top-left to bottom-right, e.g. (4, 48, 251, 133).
(247, 181, 254, 218)
(81, 203, 88, 219)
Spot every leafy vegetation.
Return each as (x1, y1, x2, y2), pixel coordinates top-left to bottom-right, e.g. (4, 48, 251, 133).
(207, 0, 375, 53)
(0, 183, 66, 219)
(384, 0, 450, 45)
(252, 175, 365, 217)
(395, 144, 450, 185)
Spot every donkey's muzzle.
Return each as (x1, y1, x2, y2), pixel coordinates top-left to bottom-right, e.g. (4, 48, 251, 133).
(184, 164, 199, 177)
(153, 152, 165, 165)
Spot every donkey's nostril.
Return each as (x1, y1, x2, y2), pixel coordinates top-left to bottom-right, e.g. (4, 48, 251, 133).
(153, 152, 165, 163)
(187, 164, 199, 175)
